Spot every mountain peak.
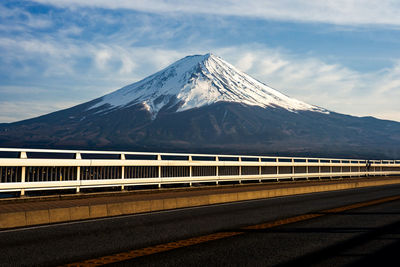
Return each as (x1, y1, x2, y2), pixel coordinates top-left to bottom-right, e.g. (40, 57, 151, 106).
(90, 53, 328, 118)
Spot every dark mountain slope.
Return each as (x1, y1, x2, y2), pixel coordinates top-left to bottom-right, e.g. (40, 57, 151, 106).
(0, 101, 399, 159)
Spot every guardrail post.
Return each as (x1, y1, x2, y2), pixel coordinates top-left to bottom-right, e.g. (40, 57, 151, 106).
(189, 155, 192, 187)
(369, 161, 372, 175)
(349, 161, 352, 178)
(291, 158, 295, 181)
(216, 156, 219, 185)
(340, 160, 343, 178)
(318, 159, 321, 180)
(76, 152, 81, 193)
(121, 153, 125, 191)
(20, 151, 27, 196)
(238, 157, 242, 184)
(330, 160, 333, 179)
(258, 157, 262, 183)
(276, 158, 279, 182)
(157, 154, 162, 188)
(306, 159, 309, 180)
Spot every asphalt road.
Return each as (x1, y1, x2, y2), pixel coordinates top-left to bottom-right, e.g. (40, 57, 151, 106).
(1, 184, 400, 266)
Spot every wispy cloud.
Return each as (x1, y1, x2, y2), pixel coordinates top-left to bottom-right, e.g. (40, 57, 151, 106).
(216, 45, 400, 122)
(1, 38, 399, 122)
(0, 99, 77, 122)
(0, 4, 52, 30)
(32, 0, 400, 26)
(0, 1, 399, 123)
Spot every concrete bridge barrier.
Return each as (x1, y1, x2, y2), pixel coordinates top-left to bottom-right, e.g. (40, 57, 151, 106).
(1, 176, 400, 229)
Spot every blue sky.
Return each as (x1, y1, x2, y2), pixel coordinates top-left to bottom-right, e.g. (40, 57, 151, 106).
(1, 0, 400, 122)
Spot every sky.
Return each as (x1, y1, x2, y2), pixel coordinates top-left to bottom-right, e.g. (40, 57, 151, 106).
(1, 0, 400, 122)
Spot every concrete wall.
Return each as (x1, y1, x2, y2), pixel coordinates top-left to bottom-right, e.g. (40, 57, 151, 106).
(1, 178, 400, 229)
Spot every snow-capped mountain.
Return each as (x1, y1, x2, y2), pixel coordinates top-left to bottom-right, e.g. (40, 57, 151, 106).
(90, 53, 327, 118)
(0, 53, 399, 158)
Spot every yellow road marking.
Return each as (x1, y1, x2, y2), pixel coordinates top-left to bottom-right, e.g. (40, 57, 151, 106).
(61, 195, 400, 267)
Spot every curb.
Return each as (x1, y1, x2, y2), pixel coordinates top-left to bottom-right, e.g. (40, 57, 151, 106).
(1, 178, 400, 229)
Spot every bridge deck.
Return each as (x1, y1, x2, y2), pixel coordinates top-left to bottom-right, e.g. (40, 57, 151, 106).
(1, 176, 400, 229)
(0, 177, 396, 210)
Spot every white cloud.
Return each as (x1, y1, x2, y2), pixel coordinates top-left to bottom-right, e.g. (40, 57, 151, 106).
(0, 38, 191, 122)
(94, 49, 112, 69)
(58, 26, 83, 36)
(236, 53, 256, 72)
(216, 45, 400, 122)
(1, 34, 399, 123)
(0, 4, 52, 29)
(32, 0, 400, 26)
(0, 100, 76, 123)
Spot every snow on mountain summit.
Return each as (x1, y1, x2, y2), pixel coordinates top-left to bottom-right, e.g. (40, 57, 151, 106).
(90, 53, 328, 117)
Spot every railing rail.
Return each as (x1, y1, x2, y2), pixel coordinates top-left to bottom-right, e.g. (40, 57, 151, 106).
(1, 148, 399, 196)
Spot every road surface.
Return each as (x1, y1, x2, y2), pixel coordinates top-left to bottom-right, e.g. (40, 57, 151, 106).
(1, 184, 400, 266)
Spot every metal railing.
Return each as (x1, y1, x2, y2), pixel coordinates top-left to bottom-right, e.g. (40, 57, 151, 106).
(1, 148, 400, 196)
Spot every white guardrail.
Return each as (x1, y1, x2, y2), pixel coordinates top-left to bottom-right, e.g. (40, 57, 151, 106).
(0, 148, 400, 196)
